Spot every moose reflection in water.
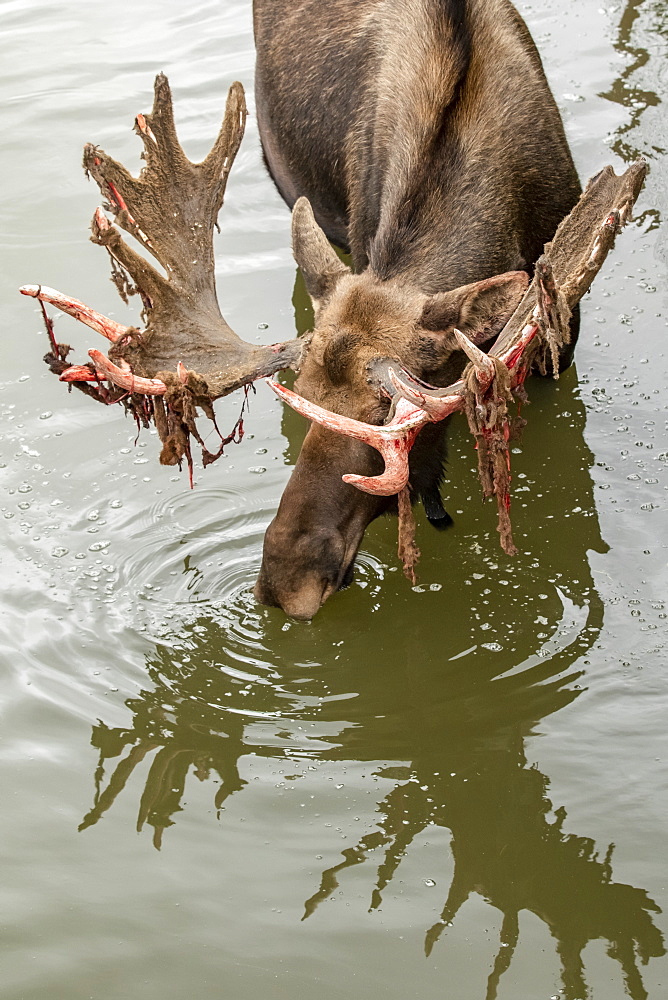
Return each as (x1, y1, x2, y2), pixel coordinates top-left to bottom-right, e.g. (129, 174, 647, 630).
(78, 367, 663, 1000)
(79, 612, 664, 1000)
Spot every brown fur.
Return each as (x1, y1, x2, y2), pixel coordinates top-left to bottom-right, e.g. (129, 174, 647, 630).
(252, 0, 582, 617)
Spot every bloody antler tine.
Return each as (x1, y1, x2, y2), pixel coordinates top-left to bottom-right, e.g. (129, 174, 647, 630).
(59, 365, 98, 383)
(88, 349, 167, 395)
(135, 112, 158, 146)
(453, 329, 495, 382)
(386, 367, 461, 421)
(342, 443, 413, 494)
(20, 284, 128, 343)
(266, 379, 427, 442)
(266, 379, 432, 496)
(177, 362, 189, 384)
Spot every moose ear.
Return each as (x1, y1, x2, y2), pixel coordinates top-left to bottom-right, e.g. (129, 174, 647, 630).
(292, 197, 350, 305)
(420, 271, 530, 345)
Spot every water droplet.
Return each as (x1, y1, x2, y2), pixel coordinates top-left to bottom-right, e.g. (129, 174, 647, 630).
(109, 499, 123, 509)
(423, 879, 436, 887)
(39, 411, 53, 420)
(87, 509, 100, 521)
(89, 540, 110, 551)
(248, 466, 266, 474)
(52, 547, 69, 558)
(17, 484, 32, 494)
(17, 501, 31, 510)
(257, 322, 269, 330)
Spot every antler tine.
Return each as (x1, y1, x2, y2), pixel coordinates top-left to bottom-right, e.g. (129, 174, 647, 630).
(19, 284, 129, 343)
(90, 207, 169, 303)
(453, 328, 496, 383)
(139, 73, 190, 173)
(202, 81, 247, 198)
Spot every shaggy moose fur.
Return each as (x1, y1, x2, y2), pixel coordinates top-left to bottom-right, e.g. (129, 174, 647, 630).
(252, 0, 581, 618)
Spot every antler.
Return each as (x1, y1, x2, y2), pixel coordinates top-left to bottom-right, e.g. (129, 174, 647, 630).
(21, 75, 303, 478)
(271, 160, 647, 549)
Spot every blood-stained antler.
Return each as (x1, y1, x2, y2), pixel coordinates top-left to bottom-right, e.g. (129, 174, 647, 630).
(270, 160, 647, 552)
(21, 75, 303, 481)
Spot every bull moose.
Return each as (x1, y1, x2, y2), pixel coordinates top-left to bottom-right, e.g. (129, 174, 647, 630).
(21, 0, 645, 618)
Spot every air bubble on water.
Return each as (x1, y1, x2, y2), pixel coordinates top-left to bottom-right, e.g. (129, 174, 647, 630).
(17, 484, 32, 494)
(423, 879, 436, 887)
(89, 540, 110, 551)
(17, 501, 31, 510)
(482, 642, 503, 652)
(87, 510, 100, 521)
(248, 466, 266, 474)
(39, 411, 53, 420)
(52, 547, 69, 558)
(255, 448, 268, 455)
(109, 499, 123, 508)
(257, 322, 269, 330)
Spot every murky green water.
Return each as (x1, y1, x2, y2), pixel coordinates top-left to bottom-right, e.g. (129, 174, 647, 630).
(1, 2, 667, 997)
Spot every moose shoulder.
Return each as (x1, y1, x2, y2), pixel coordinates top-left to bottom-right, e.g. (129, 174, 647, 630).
(252, 0, 582, 618)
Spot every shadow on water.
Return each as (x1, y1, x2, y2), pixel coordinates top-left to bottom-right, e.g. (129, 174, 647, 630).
(77, 361, 664, 998)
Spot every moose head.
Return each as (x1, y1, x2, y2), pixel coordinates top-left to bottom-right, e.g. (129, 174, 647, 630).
(21, 77, 646, 618)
